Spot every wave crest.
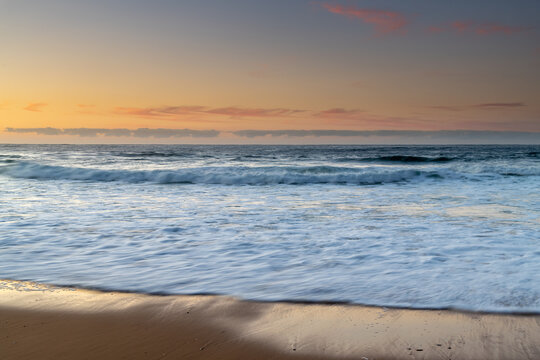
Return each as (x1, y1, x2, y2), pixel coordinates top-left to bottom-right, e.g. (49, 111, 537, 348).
(0, 161, 444, 185)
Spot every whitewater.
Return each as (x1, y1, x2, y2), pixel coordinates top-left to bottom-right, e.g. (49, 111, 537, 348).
(0, 144, 539, 312)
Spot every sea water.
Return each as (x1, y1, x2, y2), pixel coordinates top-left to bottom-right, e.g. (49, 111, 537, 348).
(0, 144, 538, 312)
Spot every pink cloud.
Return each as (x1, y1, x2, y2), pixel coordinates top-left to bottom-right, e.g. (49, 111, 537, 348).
(430, 21, 532, 36)
(322, 4, 408, 35)
(451, 21, 472, 33)
(158, 106, 207, 115)
(474, 24, 531, 35)
(473, 102, 526, 109)
(429, 102, 526, 111)
(428, 105, 463, 112)
(114, 105, 304, 119)
(206, 107, 304, 117)
(315, 108, 365, 118)
(24, 103, 47, 112)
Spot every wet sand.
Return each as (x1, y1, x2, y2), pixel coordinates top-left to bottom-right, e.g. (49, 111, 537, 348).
(0, 280, 539, 359)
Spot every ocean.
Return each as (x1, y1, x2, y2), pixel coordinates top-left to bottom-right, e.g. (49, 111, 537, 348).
(0, 144, 538, 312)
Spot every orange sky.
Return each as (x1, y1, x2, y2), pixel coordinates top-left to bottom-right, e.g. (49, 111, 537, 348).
(1, 1, 539, 143)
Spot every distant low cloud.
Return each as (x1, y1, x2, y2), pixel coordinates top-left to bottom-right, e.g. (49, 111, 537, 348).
(6, 127, 62, 135)
(132, 128, 220, 138)
(23, 103, 47, 112)
(5, 128, 538, 143)
(63, 128, 132, 137)
(321, 3, 408, 35)
(5, 127, 220, 138)
(232, 129, 540, 142)
(232, 130, 495, 138)
(233, 130, 374, 138)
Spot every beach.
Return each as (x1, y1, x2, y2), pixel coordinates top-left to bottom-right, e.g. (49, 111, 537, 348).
(1, 145, 539, 359)
(1, 280, 539, 360)
(3, 0, 540, 357)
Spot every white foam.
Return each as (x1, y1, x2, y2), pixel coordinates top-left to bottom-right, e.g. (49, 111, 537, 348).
(0, 162, 447, 185)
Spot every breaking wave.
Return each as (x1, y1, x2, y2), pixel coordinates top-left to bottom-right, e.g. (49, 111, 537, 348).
(337, 155, 454, 163)
(0, 161, 450, 185)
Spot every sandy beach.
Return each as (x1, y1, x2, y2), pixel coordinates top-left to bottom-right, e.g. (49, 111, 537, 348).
(0, 280, 538, 359)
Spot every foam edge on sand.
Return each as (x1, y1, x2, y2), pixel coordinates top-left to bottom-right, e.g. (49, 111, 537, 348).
(0, 280, 539, 360)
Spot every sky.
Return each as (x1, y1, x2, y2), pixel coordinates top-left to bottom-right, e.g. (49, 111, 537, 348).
(1, 0, 539, 144)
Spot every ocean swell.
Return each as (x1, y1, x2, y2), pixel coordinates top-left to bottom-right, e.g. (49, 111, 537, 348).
(337, 155, 454, 163)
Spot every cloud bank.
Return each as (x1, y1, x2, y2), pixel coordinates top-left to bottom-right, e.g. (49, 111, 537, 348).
(231, 129, 538, 139)
(5, 128, 538, 143)
(5, 127, 220, 138)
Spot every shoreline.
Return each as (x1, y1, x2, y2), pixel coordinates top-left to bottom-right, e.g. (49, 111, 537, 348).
(4, 278, 539, 316)
(1, 280, 539, 359)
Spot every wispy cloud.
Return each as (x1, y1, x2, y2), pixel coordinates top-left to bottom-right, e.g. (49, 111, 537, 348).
(5, 127, 220, 138)
(321, 3, 408, 35)
(474, 102, 526, 109)
(113, 106, 206, 118)
(429, 21, 533, 35)
(23, 103, 47, 112)
(113, 105, 303, 119)
(312, 108, 432, 130)
(76, 104, 98, 115)
(475, 24, 532, 35)
(428, 106, 463, 112)
(207, 107, 304, 117)
(315, 108, 365, 118)
(451, 21, 472, 33)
